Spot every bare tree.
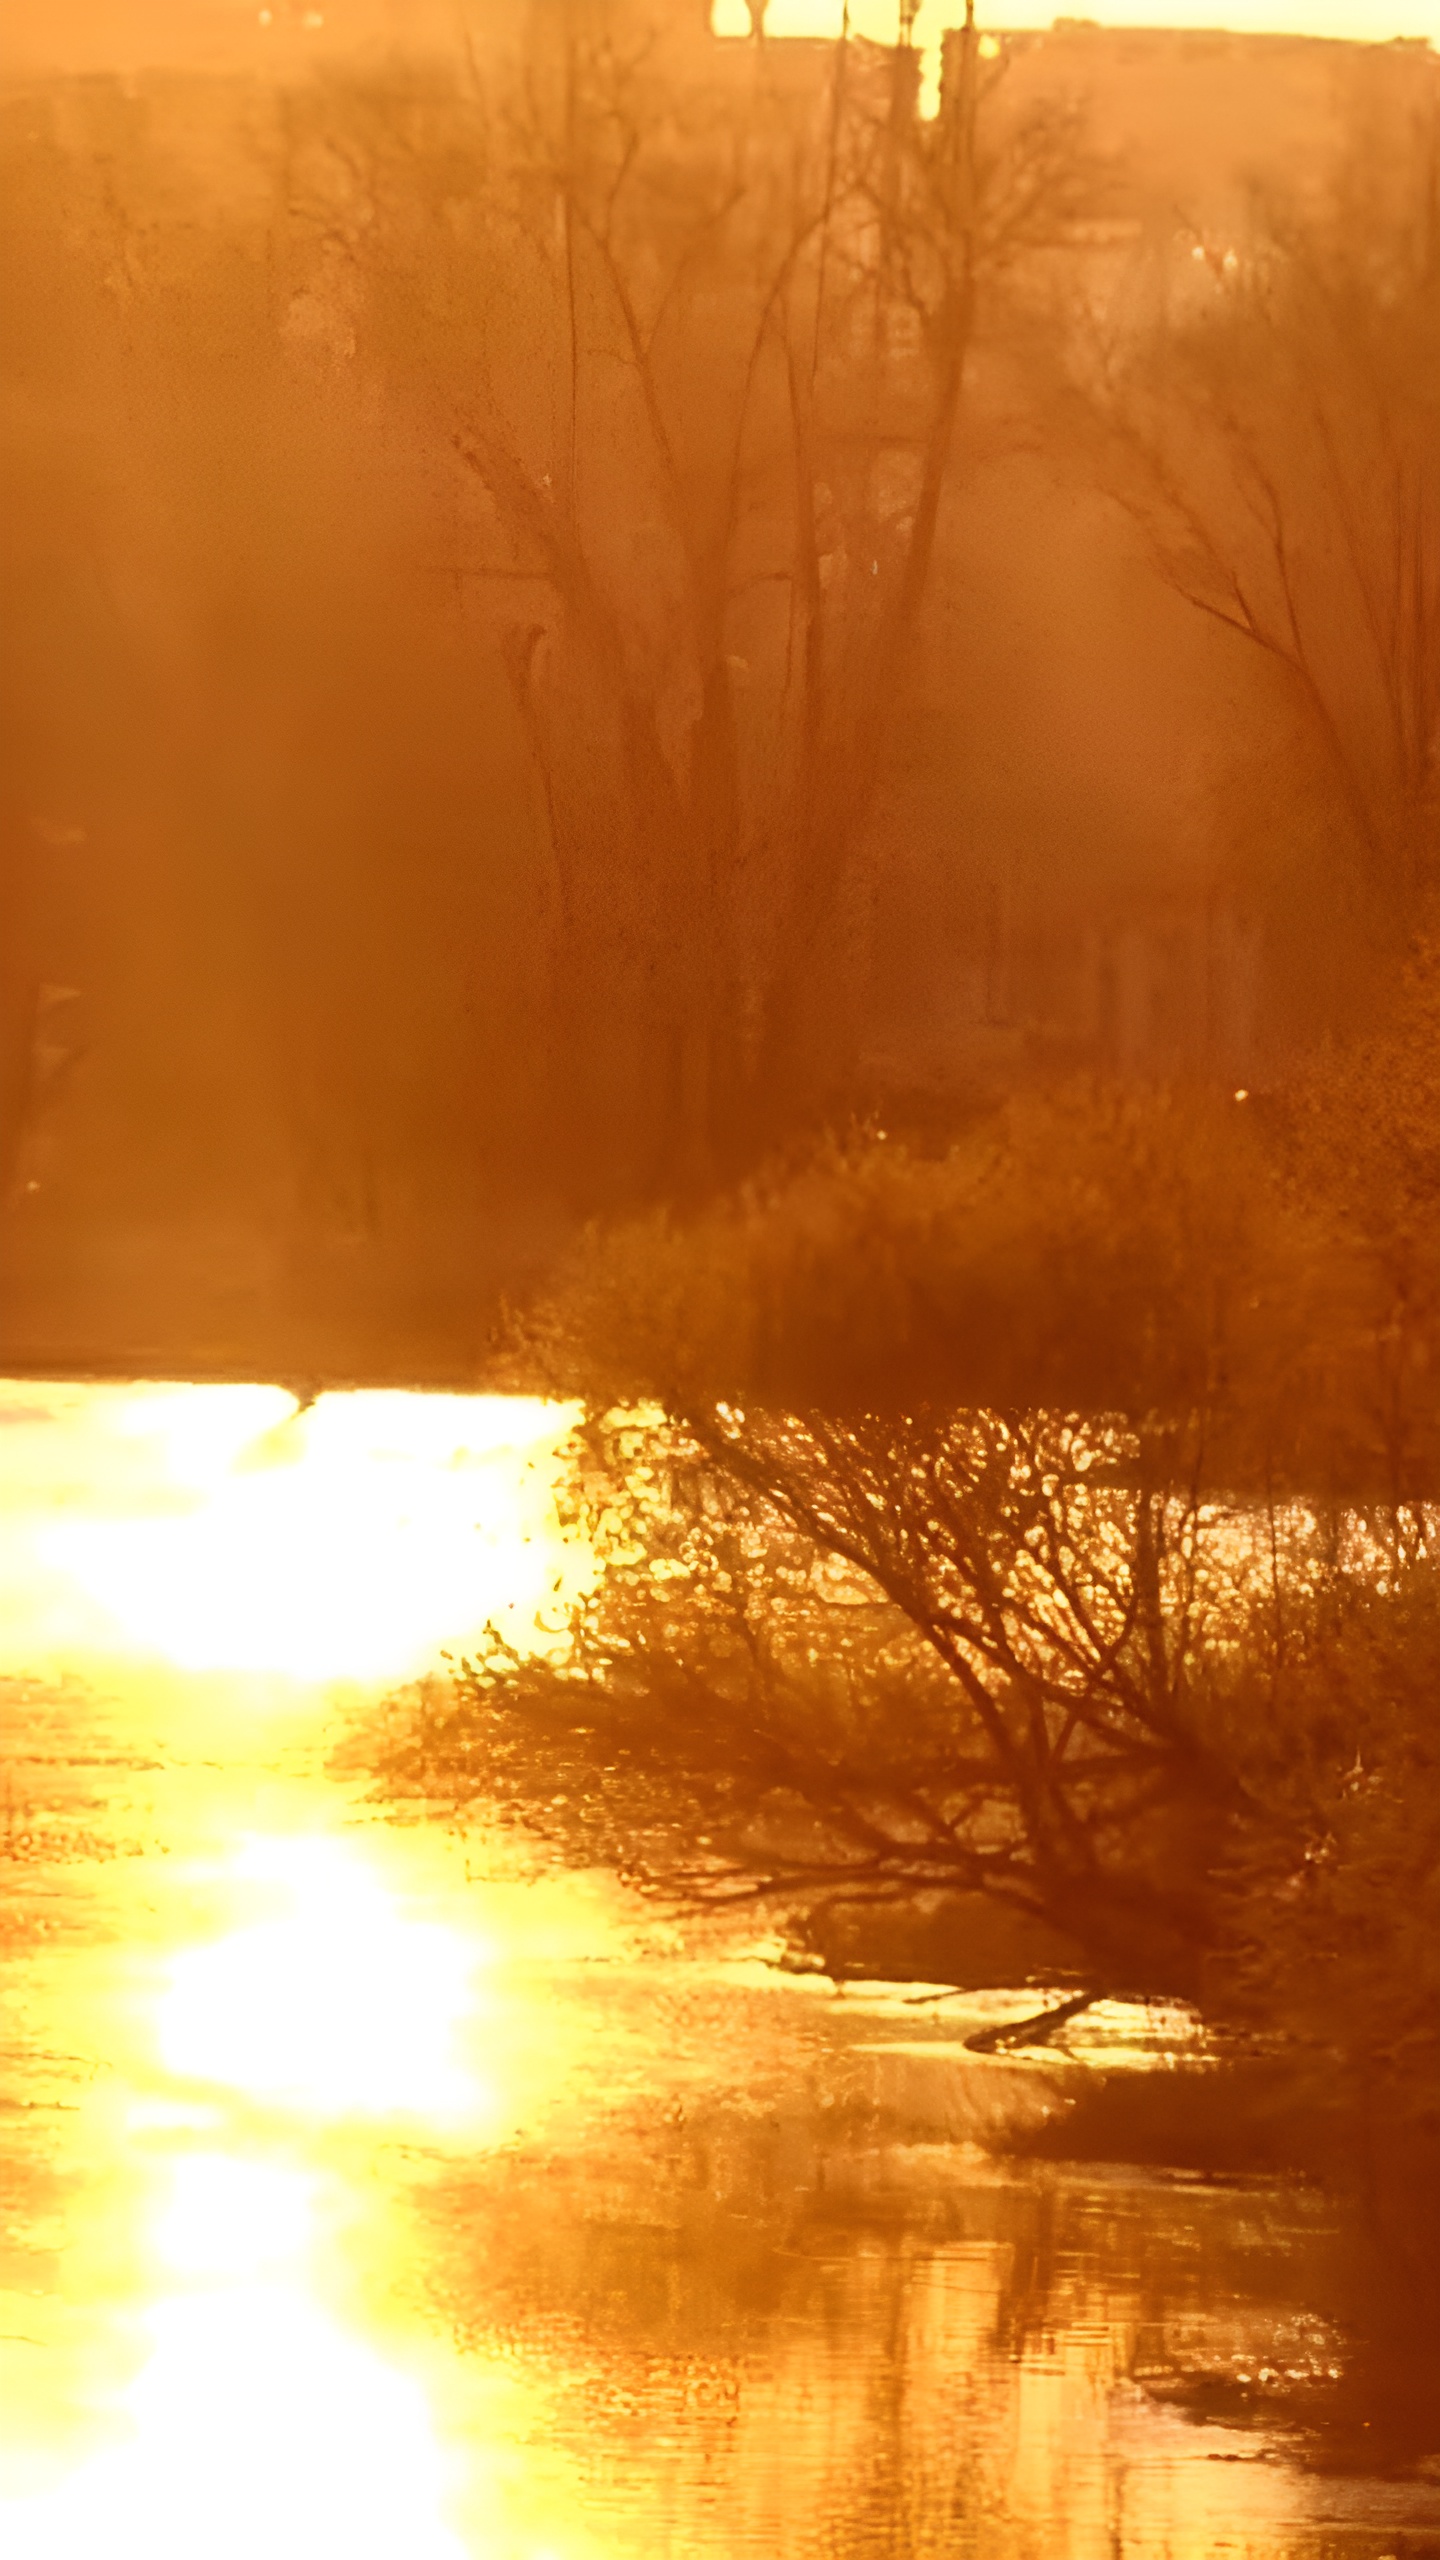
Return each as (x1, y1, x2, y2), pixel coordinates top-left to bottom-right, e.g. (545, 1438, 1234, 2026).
(1073, 97, 1440, 950)
(381, 1400, 1254, 2000)
(383, 1089, 1332, 2003)
(297, 17, 1103, 1200)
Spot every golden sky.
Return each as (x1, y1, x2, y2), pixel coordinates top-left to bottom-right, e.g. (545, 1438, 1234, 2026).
(987, 2, 1430, 27)
(710, 0, 1436, 119)
(715, 1, 1436, 44)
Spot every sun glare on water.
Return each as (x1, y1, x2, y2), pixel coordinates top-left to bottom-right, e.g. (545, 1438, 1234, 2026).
(0, 1386, 614, 2560)
(158, 1834, 494, 2122)
(0, 1826, 589, 2560)
(13, 1383, 583, 1682)
(1, 2148, 474, 2560)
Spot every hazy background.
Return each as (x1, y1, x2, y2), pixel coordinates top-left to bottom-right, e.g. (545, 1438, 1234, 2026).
(2, 2, 1433, 1374)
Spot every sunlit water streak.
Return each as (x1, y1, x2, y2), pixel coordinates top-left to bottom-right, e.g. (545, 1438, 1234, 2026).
(0, 1382, 584, 1681)
(0, 1380, 1434, 2560)
(157, 1834, 493, 2122)
(0, 1380, 603, 2560)
(0, 1794, 605, 2560)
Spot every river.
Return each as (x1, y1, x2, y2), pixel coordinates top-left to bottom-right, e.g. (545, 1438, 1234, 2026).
(0, 1379, 1435, 2560)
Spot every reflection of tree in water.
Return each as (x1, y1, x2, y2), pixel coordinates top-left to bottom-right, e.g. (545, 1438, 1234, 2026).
(406, 2087, 1375, 2546)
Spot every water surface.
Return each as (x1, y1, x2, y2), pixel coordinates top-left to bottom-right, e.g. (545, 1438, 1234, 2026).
(0, 1381, 1434, 2558)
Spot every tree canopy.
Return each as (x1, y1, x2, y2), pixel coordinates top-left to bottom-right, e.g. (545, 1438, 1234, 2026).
(381, 1036, 1440, 2158)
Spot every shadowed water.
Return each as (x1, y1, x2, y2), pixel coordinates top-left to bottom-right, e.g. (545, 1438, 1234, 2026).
(0, 1382, 1436, 2559)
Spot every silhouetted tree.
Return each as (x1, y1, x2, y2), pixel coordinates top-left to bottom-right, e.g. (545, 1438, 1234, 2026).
(382, 1094, 1297, 1992)
(1076, 108, 1440, 962)
(300, 15, 1105, 1199)
(386, 1076, 1438, 2118)
(402, 1399, 1269, 1998)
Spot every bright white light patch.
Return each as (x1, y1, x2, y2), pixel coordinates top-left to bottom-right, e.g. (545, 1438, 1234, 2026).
(36, 1386, 580, 1680)
(0, 2283, 470, 2560)
(152, 2154, 317, 2280)
(157, 1837, 491, 2122)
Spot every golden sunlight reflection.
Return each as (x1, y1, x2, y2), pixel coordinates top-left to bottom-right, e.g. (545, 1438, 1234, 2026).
(1, 2088, 595, 2560)
(158, 1835, 494, 2122)
(0, 1382, 1385, 2560)
(12, 1385, 583, 1681)
(152, 2152, 319, 2280)
(1, 2278, 475, 2560)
